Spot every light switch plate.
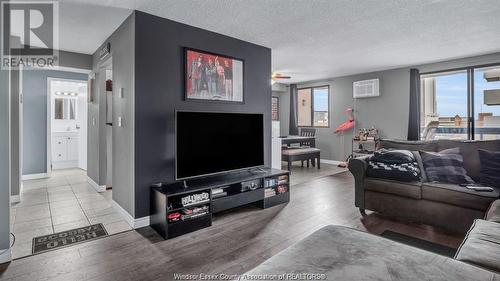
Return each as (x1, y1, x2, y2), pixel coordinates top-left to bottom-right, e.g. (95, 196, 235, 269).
(118, 117, 122, 127)
(92, 117, 96, 126)
(119, 88, 124, 98)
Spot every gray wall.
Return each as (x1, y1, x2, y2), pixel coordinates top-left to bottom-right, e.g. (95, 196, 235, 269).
(10, 36, 20, 198)
(58, 50, 93, 70)
(298, 68, 410, 161)
(0, 68, 11, 252)
(10, 67, 20, 197)
(134, 11, 272, 218)
(22, 70, 88, 175)
(294, 52, 500, 161)
(86, 64, 107, 186)
(90, 12, 135, 216)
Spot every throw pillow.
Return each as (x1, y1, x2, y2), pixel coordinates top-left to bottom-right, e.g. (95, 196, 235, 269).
(372, 149, 415, 164)
(367, 161, 421, 182)
(478, 149, 500, 188)
(420, 147, 474, 184)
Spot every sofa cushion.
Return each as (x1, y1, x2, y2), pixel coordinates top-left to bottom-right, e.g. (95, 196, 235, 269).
(246, 225, 500, 281)
(478, 149, 500, 188)
(365, 178, 421, 199)
(437, 140, 500, 181)
(486, 200, 500, 223)
(455, 219, 500, 273)
(281, 147, 320, 156)
(420, 148, 474, 184)
(379, 139, 439, 152)
(422, 182, 499, 211)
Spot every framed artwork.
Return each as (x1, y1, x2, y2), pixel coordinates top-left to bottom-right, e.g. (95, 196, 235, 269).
(272, 96, 279, 121)
(185, 48, 244, 102)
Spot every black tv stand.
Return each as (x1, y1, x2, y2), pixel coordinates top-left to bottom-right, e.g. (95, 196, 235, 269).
(249, 167, 267, 174)
(150, 168, 290, 239)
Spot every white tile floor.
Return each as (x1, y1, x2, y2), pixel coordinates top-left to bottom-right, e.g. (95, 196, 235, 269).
(10, 168, 132, 259)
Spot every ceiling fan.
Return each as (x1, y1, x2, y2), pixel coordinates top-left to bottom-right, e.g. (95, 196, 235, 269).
(271, 72, 291, 81)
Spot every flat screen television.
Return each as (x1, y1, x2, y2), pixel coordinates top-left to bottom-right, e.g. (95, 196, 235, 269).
(176, 111, 264, 180)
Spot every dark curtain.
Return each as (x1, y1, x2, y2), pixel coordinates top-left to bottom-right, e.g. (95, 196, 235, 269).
(408, 68, 421, 140)
(289, 84, 299, 135)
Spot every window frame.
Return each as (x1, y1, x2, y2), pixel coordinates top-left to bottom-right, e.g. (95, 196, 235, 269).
(297, 85, 330, 128)
(420, 62, 500, 140)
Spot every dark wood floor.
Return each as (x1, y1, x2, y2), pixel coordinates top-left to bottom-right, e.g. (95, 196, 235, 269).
(0, 172, 464, 281)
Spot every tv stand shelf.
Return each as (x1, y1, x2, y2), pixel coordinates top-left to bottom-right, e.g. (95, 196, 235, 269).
(150, 168, 290, 239)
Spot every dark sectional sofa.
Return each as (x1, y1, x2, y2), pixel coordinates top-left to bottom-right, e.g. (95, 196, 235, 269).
(349, 139, 500, 233)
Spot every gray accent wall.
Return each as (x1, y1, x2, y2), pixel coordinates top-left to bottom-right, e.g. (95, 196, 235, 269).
(90, 13, 136, 216)
(0, 68, 11, 251)
(134, 11, 272, 218)
(294, 52, 500, 161)
(22, 70, 88, 175)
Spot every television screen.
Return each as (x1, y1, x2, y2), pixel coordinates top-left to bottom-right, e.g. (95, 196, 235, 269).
(176, 111, 264, 180)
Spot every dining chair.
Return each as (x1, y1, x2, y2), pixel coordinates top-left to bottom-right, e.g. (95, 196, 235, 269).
(299, 128, 316, 147)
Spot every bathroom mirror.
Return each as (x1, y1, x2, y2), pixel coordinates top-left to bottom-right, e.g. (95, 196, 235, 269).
(54, 98, 77, 120)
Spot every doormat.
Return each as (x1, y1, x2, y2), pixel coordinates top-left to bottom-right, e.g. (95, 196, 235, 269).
(32, 224, 108, 254)
(381, 230, 457, 257)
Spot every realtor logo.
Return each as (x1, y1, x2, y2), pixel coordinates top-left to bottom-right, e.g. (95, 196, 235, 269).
(1, 1, 59, 69)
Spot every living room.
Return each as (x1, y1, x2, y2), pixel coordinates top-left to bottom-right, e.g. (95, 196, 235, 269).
(0, 1, 499, 280)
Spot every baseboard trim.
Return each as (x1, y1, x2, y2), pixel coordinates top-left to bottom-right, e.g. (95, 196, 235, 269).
(134, 216, 151, 229)
(10, 195, 20, 204)
(21, 173, 48, 180)
(320, 159, 343, 165)
(111, 200, 150, 229)
(0, 248, 11, 264)
(52, 161, 78, 170)
(87, 176, 106, 193)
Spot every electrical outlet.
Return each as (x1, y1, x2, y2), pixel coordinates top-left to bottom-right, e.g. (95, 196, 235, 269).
(92, 117, 96, 126)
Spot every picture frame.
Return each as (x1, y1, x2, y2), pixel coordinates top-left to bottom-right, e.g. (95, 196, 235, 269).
(272, 96, 279, 121)
(184, 48, 244, 103)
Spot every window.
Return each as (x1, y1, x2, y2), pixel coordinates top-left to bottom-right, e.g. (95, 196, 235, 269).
(420, 65, 500, 140)
(297, 86, 329, 127)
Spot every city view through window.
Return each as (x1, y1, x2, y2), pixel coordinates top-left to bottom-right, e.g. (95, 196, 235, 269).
(420, 66, 500, 140)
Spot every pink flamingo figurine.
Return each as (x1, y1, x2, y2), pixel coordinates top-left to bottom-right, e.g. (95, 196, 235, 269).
(334, 108, 355, 133)
(334, 108, 355, 167)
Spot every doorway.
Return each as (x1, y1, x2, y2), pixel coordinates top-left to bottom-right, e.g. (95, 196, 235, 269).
(11, 70, 131, 259)
(47, 78, 88, 172)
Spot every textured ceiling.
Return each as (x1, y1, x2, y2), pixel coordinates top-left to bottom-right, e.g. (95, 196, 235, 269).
(51, 0, 500, 82)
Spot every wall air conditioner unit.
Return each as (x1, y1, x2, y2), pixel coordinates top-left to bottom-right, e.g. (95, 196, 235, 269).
(484, 69, 500, 82)
(272, 82, 288, 92)
(353, 79, 380, 98)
